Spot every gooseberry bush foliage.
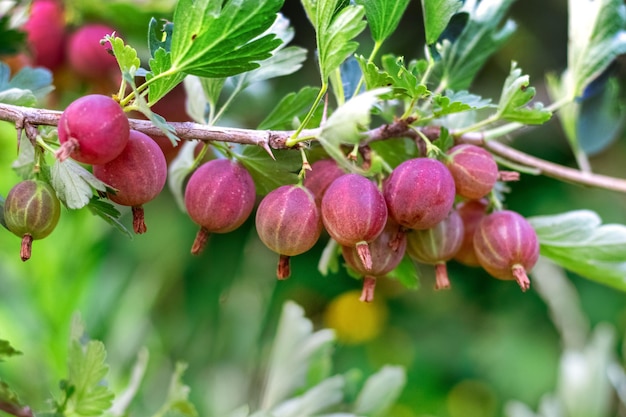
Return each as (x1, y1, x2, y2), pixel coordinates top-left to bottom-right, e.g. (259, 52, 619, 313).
(1, 0, 626, 415)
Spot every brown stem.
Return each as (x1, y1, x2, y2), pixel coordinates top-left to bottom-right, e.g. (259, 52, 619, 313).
(191, 227, 210, 255)
(512, 264, 531, 292)
(355, 241, 373, 271)
(434, 262, 451, 290)
(20, 234, 33, 261)
(360, 276, 376, 303)
(132, 206, 147, 234)
(1, 103, 626, 193)
(277, 254, 291, 280)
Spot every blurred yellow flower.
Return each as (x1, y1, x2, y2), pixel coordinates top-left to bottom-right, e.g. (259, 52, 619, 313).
(323, 289, 388, 344)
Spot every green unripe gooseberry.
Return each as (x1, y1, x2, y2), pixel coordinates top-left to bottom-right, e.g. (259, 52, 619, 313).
(4, 180, 61, 261)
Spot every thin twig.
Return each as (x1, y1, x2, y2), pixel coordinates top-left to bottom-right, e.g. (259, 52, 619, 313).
(1, 102, 625, 193)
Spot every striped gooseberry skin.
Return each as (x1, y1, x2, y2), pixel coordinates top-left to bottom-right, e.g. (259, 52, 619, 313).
(321, 174, 387, 247)
(473, 210, 539, 291)
(57, 94, 129, 165)
(256, 185, 322, 257)
(4, 180, 60, 240)
(406, 210, 464, 289)
(185, 159, 256, 234)
(322, 174, 388, 271)
(446, 144, 498, 200)
(256, 185, 322, 279)
(383, 158, 455, 230)
(303, 159, 345, 206)
(342, 220, 407, 277)
(453, 199, 489, 267)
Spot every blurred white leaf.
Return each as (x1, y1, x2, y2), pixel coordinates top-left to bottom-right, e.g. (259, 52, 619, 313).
(272, 376, 345, 417)
(353, 366, 406, 417)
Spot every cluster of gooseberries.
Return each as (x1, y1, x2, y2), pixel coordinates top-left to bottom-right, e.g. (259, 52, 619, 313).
(13, 0, 120, 92)
(2, 90, 539, 301)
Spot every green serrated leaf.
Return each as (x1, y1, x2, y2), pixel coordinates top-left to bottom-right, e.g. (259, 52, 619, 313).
(0, 340, 22, 361)
(529, 210, 626, 291)
(380, 55, 429, 100)
(369, 138, 418, 169)
(353, 366, 406, 417)
(355, 55, 393, 90)
(0, 63, 53, 106)
(152, 363, 197, 417)
(66, 339, 114, 417)
(355, 0, 410, 43)
(565, 0, 626, 99)
(169, 0, 283, 78)
(107, 35, 141, 77)
(87, 198, 133, 239)
(316, 0, 367, 81)
(51, 159, 108, 210)
(433, 90, 492, 118)
(258, 86, 321, 130)
(147, 48, 186, 105)
(237, 146, 300, 195)
(422, 0, 463, 45)
(11, 133, 35, 179)
(148, 17, 174, 57)
(497, 62, 552, 124)
(432, 0, 516, 91)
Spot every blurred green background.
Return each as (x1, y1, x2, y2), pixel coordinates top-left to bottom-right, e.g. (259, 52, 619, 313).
(1, 0, 626, 416)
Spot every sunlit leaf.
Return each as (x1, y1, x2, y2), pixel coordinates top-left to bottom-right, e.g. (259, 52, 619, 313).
(529, 210, 626, 291)
(107, 35, 141, 77)
(258, 86, 321, 130)
(422, 0, 463, 45)
(355, 0, 411, 43)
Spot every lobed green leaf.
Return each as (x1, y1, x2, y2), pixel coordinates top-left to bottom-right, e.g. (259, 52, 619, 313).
(0, 63, 53, 106)
(315, 0, 367, 81)
(497, 62, 552, 124)
(433, 90, 492, 118)
(107, 35, 141, 78)
(67, 339, 114, 416)
(51, 160, 109, 210)
(529, 210, 626, 291)
(87, 198, 133, 239)
(237, 146, 300, 195)
(169, 0, 283, 78)
(147, 48, 186, 105)
(385, 255, 420, 290)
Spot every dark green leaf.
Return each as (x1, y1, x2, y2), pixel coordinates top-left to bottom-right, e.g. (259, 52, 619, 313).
(431, 127, 455, 152)
(432, 0, 516, 90)
(11, 133, 35, 180)
(369, 138, 419, 170)
(0, 16, 26, 55)
(169, 0, 283, 78)
(148, 18, 174, 57)
(237, 147, 300, 195)
(529, 210, 626, 291)
(566, 0, 626, 98)
(497, 62, 552, 124)
(258, 86, 321, 130)
(355, 0, 411, 43)
(422, 0, 463, 45)
(380, 55, 429, 100)
(0, 340, 22, 361)
(51, 159, 109, 210)
(0, 63, 53, 106)
(87, 198, 133, 238)
(316, 0, 367, 81)
(577, 77, 626, 156)
(356, 55, 393, 90)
